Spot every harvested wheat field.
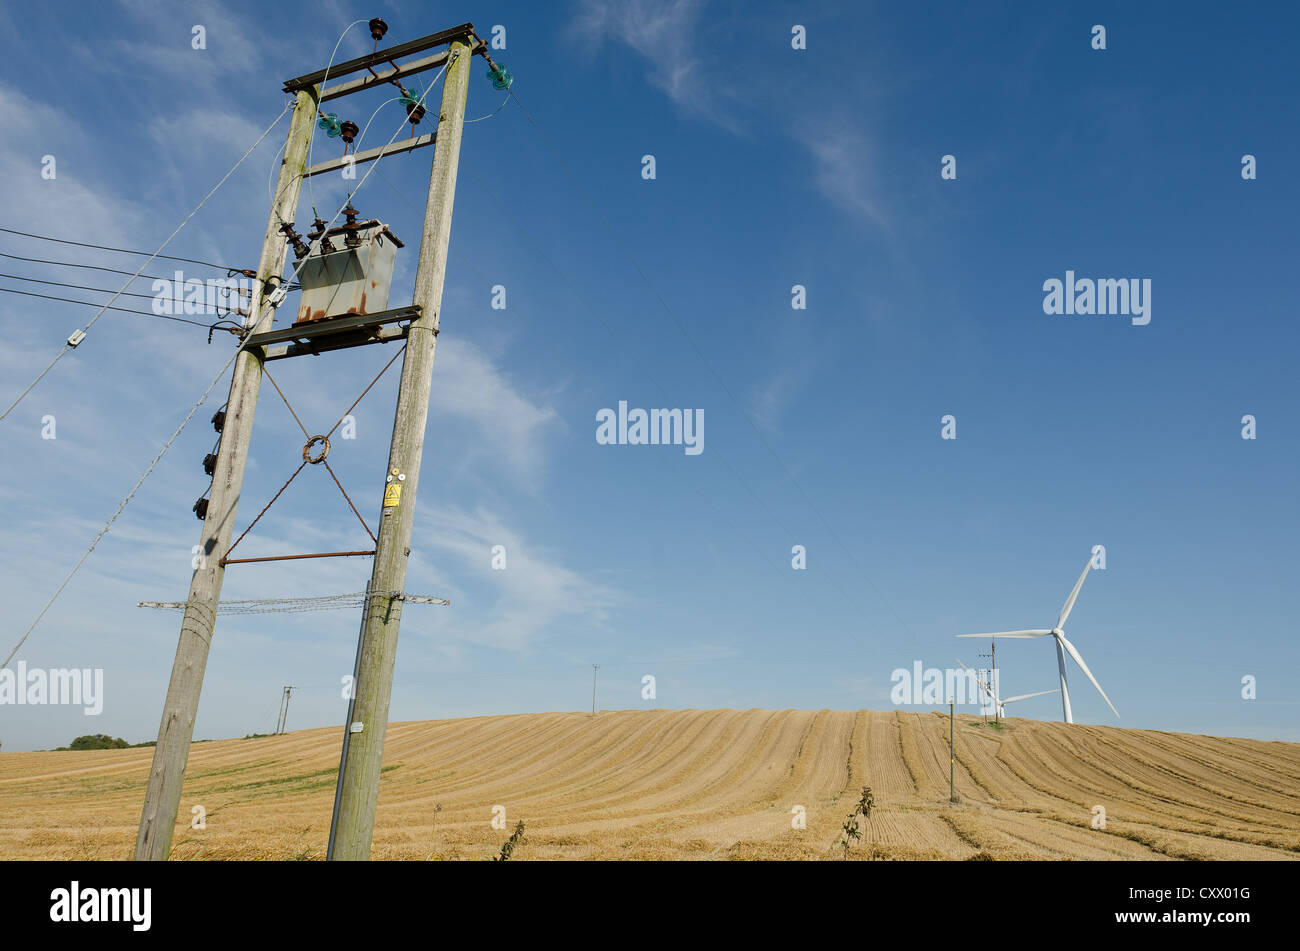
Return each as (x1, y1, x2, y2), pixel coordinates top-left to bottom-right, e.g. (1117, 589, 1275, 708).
(2, 709, 1298, 860)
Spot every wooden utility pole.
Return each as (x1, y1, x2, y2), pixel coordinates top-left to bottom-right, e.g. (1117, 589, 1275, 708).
(134, 87, 319, 861)
(276, 685, 297, 734)
(949, 701, 958, 804)
(327, 35, 473, 861)
(991, 640, 998, 724)
(978, 648, 993, 724)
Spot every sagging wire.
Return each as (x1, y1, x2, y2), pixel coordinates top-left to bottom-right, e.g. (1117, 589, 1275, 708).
(207, 319, 245, 344)
(0, 249, 181, 285)
(353, 97, 405, 152)
(0, 228, 246, 274)
(465, 93, 510, 123)
(252, 55, 453, 345)
(461, 32, 512, 124)
(1, 347, 242, 670)
(304, 19, 368, 220)
(0, 286, 245, 332)
(0, 271, 177, 303)
(360, 18, 431, 128)
(0, 100, 291, 423)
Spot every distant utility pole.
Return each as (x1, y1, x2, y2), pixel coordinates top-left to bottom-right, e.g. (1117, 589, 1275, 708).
(327, 30, 474, 862)
(591, 665, 599, 716)
(991, 640, 998, 724)
(949, 700, 958, 804)
(134, 86, 319, 862)
(978, 648, 994, 724)
(275, 686, 297, 734)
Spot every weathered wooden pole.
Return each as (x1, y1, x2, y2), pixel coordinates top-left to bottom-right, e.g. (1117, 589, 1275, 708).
(327, 35, 472, 860)
(134, 86, 319, 861)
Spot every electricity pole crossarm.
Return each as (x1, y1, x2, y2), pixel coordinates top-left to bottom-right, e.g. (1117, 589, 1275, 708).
(134, 86, 320, 862)
(328, 33, 473, 861)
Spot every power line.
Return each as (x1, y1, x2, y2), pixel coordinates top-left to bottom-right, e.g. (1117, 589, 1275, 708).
(465, 92, 510, 123)
(0, 251, 293, 293)
(0, 250, 174, 283)
(354, 97, 405, 152)
(0, 228, 246, 273)
(0, 286, 240, 330)
(0, 99, 292, 423)
(303, 19, 368, 223)
(0, 50, 447, 673)
(278, 56, 451, 292)
(0, 271, 236, 304)
(1, 349, 240, 670)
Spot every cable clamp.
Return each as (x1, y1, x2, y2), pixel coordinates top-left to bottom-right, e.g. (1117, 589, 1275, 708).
(66, 329, 87, 348)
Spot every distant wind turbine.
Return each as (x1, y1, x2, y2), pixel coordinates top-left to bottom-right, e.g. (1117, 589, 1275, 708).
(955, 658, 1057, 719)
(956, 557, 1119, 724)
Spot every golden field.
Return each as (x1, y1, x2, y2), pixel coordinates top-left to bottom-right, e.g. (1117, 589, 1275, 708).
(1, 708, 1298, 860)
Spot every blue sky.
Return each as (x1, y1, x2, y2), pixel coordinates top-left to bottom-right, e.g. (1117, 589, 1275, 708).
(1, 0, 1296, 752)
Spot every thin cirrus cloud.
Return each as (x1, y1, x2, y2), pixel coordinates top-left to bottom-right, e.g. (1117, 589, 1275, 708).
(427, 337, 561, 478)
(572, 0, 744, 133)
(749, 358, 816, 433)
(572, 0, 887, 228)
(414, 504, 619, 652)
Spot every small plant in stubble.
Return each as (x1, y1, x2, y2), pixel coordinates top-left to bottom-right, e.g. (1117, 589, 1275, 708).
(493, 820, 525, 861)
(837, 785, 875, 860)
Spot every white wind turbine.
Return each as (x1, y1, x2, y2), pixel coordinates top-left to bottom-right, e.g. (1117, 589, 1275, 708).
(955, 658, 1057, 719)
(956, 557, 1119, 724)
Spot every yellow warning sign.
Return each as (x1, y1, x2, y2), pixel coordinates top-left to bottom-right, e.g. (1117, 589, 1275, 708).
(383, 483, 403, 507)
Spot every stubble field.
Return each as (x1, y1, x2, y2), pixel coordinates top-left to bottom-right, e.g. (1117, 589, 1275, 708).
(2, 708, 1298, 860)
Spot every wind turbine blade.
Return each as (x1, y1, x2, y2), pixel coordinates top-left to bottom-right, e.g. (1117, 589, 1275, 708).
(1058, 635, 1120, 718)
(956, 630, 1052, 639)
(1001, 689, 1058, 704)
(1057, 557, 1093, 629)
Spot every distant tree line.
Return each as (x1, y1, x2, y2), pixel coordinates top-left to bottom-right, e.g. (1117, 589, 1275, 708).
(53, 734, 157, 751)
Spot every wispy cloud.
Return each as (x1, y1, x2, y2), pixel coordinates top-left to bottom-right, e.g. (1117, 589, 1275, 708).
(428, 338, 561, 478)
(801, 123, 889, 230)
(573, 0, 744, 133)
(0, 85, 149, 247)
(104, 0, 270, 80)
(749, 359, 814, 432)
(415, 505, 619, 652)
(571, 0, 887, 227)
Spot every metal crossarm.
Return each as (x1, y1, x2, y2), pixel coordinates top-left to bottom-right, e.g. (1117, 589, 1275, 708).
(283, 24, 477, 92)
(247, 305, 421, 361)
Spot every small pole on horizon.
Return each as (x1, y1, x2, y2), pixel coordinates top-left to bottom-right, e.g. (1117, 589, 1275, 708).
(276, 686, 298, 734)
(949, 700, 958, 804)
(992, 640, 998, 725)
(591, 665, 599, 717)
(978, 648, 994, 724)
